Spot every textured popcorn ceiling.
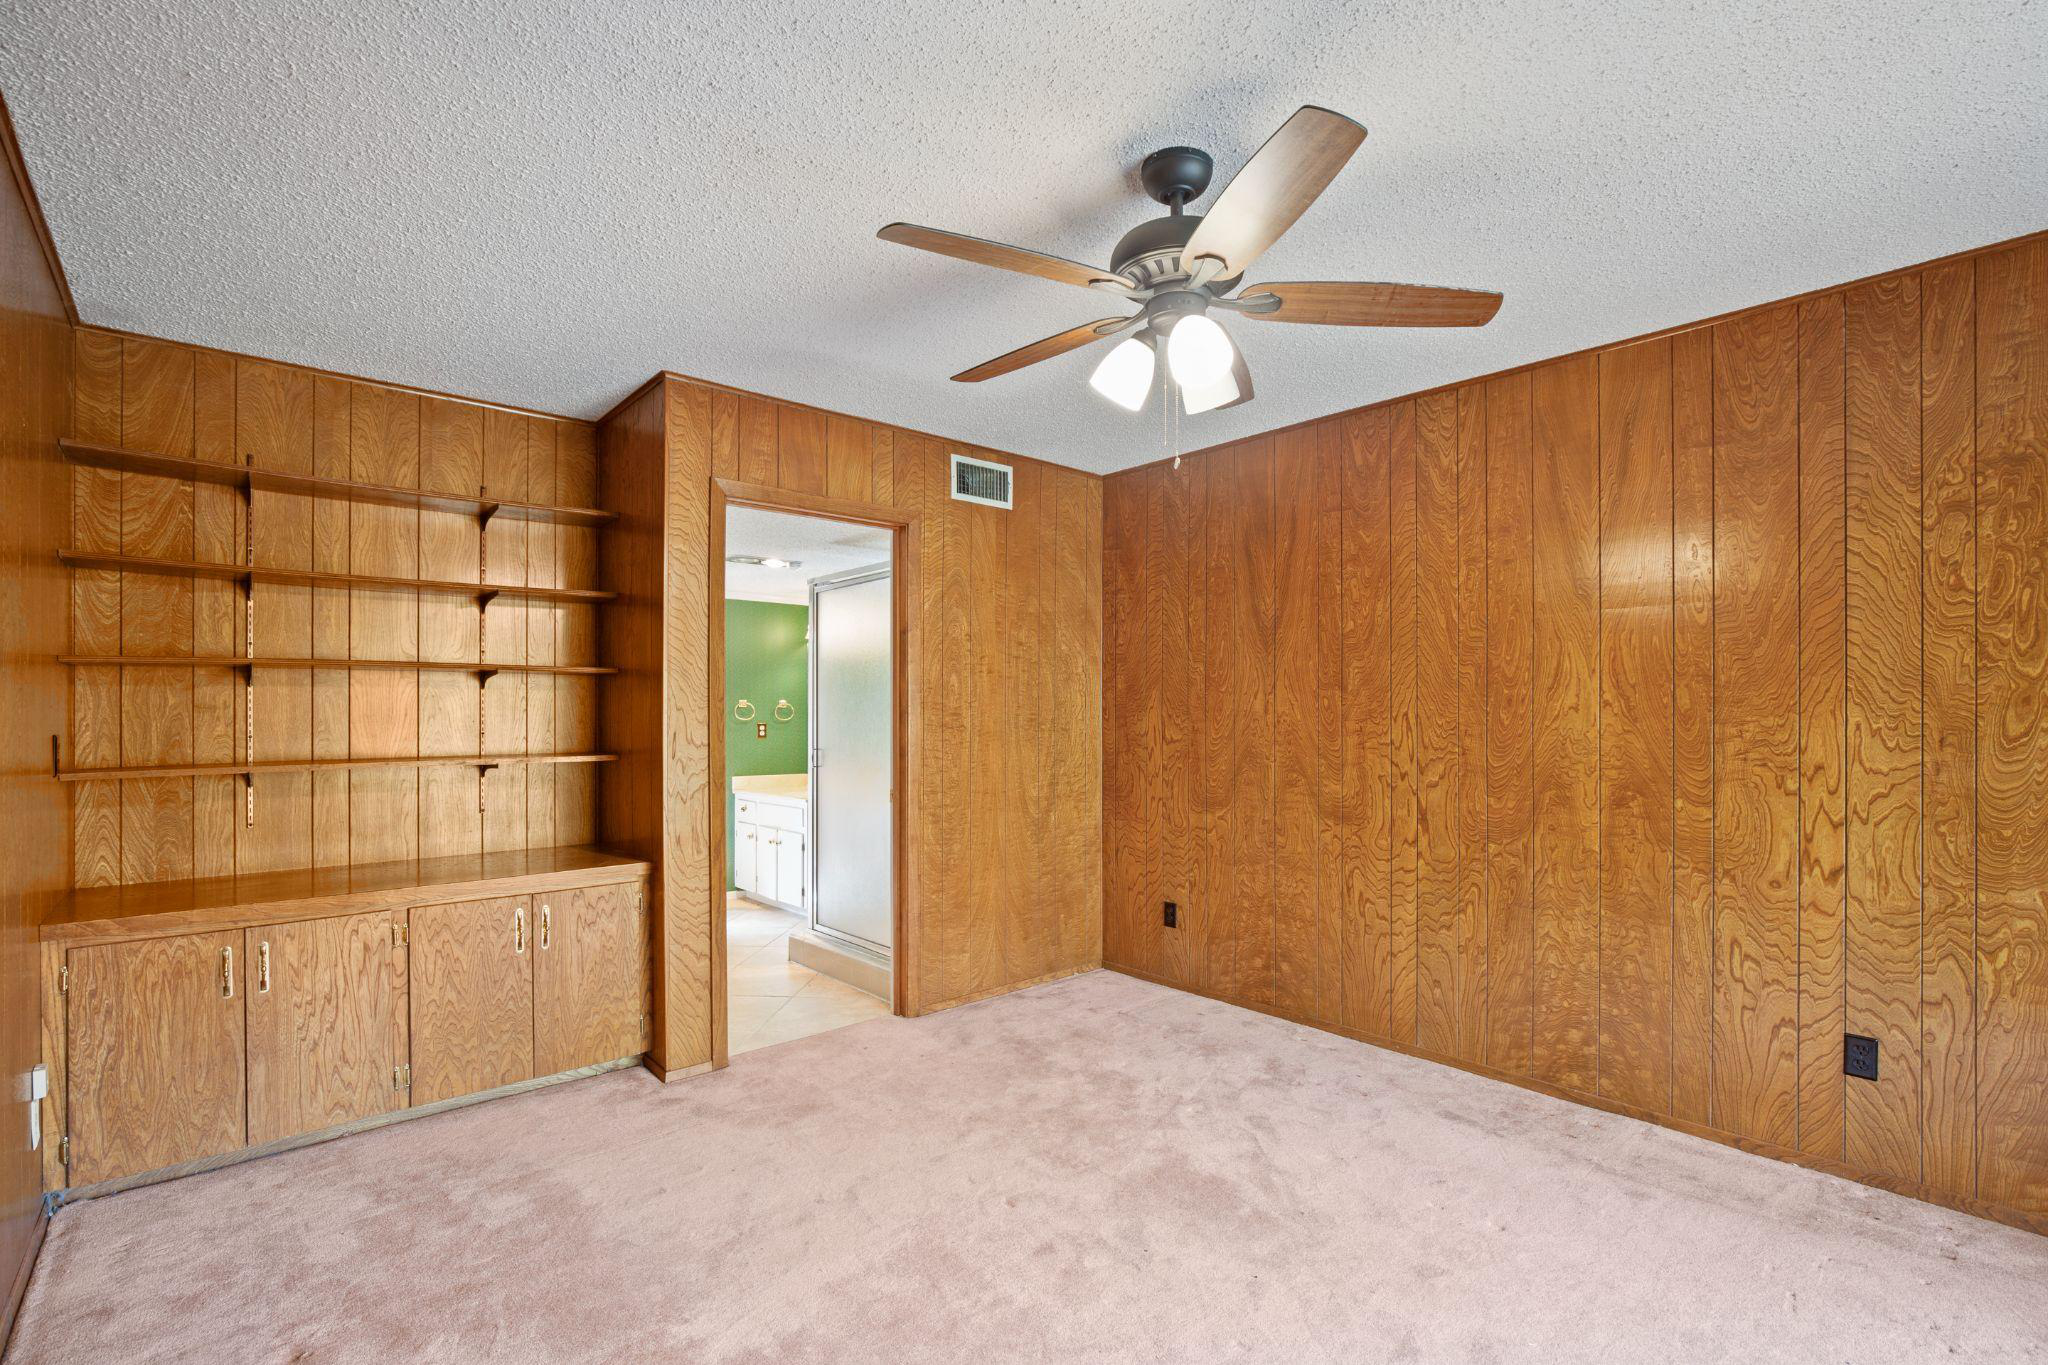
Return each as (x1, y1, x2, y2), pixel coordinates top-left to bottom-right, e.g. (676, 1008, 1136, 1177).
(4, 2, 2044, 473)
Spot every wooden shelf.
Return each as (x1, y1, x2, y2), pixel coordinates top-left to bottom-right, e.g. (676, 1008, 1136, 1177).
(61, 439, 615, 527)
(58, 655, 616, 676)
(36, 845, 650, 943)
(58, 551, 616, 605)
(56, 753, 616, 782)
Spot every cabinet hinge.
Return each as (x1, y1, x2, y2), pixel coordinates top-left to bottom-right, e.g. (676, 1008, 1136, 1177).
(392, 1063, 412, 1091)
(58, 964, 68, 996)
(392, 922, 409, 948)
(58, 1136, 68, 1169)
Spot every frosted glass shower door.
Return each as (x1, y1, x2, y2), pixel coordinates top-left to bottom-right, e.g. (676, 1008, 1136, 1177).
(808, 566, 893, 953)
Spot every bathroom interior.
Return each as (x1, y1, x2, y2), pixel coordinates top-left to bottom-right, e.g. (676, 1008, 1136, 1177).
(723, 506, 895, 1054)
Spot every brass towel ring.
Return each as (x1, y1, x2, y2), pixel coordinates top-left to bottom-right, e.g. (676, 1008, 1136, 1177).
(773, 699, 796, 723)
(733, 699, 756, 722)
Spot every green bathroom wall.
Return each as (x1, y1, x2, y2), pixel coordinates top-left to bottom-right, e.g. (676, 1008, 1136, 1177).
(724, 599, 809, 888)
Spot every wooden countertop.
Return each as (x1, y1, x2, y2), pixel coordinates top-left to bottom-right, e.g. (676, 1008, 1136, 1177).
(37, 846, 651, 944)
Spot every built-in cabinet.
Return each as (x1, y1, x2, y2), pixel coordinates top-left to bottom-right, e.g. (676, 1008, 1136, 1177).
(245, 912, 404, 1146)
(65, 932, 247, 1187)
(44, 856, 650, 1191)
(733, 789, 808, 912)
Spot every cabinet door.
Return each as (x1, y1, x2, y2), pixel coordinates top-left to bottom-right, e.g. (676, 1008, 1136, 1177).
(66, 931, 245, 1186)
(409, 896, 534, 1106)
(757, 831, 781, 904)
(777, 832, 806, 909)
(534, 882, 650, 1075)
(734, 821, 759, 895)
(245, 913, 403, 1146)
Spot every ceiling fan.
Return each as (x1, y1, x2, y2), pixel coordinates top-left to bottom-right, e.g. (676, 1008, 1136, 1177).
(877, 105, 1502, 415)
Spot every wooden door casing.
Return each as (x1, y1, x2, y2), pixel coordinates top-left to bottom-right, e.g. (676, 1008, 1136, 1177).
(245, 912, 403, 1146)
(408, 895, 534, 1105)
(534, 882, 649, 1075)
(66, 931, 246, 1186)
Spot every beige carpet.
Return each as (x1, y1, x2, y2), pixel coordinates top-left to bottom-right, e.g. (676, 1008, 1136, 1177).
(10, 971, 2046, 1363)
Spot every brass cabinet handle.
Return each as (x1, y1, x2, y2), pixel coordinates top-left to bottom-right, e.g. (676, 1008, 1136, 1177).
(221, 946, 234, 999)
(257, 941, 271, 994)
(539, 904, 551, 951)
(514, 907, 526, 955)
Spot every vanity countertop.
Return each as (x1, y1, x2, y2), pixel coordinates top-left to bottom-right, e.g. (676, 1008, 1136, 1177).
(732, 773, 808, 802)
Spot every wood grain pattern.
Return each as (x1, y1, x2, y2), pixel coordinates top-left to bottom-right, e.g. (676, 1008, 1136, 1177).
(1598, 338, 1674, 1111)
(1670, 328, 1716, 1124)
(1975, 239, 2048, 1215)
(1530, 355, 1600, 1091)
(66, 930, 246, 1186)
(1484, 374, 1534, 1072)
(1918, 259, 1976, 1199)
(1414, 392, 1467, 1054)
(244, 912, 400, 1145)
(533, 881, 650, 1074)
(1711, 305, 1802, 1147)
(1795, 294, 1849, 1160)
(408, 895, 534, 1105)
(1099, 230, 2048, 1223)
(1844, 277, 1924, 1180)
(67, 329, 604, 884)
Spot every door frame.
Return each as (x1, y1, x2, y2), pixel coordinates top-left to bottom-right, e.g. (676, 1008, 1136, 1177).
(708, 479, 921, 1067)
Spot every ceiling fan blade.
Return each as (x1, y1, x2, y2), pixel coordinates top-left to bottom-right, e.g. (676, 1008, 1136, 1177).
(1180, 106, 1367, 279)
(878, 223, 1131, 292)
(1237, 282, 1503, 327)
(951, 318, 1133, 383)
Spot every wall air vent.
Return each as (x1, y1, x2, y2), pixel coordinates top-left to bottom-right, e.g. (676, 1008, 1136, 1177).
(950, 453, 1013, 509)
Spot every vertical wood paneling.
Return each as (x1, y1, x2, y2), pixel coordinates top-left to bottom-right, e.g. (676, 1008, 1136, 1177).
(1485, 375, 1534, 1072)
(69, 330, 601, 884)
(1226, 438, 1276, 1006)
(1099, 233, 2048, 1221)
(1414, 392, 1464, 1054)
(1387, 401, 1421, 1044)
(239, 358, 315, 876)
(1598, 338, 1674, 1111)
(1975, 239, 2048, 1215)
(1919, 259, 1977, 1199)
(117, 337, 196, 885)
(1158, 456, 1197, 986)
(1339, 410, 1391, 1036)
(1712, 305, 1802, 1146)
(1670, 329, 1717, 1124)
(1796, 294, 1849, 1158)
(1844, 277, 1925, 1180)
(70, 330, 122, 887)
(1530, 356, 1601, 1091)
(1274, 426, 1322, 1020)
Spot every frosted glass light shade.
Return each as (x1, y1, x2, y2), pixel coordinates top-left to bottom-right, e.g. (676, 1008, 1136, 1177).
(1167, 313, 1234, 388)
(1180, 366, 1240, 414)
(1089, 336, 1155, 411)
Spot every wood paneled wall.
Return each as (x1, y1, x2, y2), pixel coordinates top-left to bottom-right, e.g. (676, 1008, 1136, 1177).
(0, 91, 72, 1340)
(601, 376, 1102, 1071)
(1102, 233, 2048, 1225)
(66, 328, 603, 885)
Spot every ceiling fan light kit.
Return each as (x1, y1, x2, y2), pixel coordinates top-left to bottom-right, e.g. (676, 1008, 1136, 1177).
(877, 104, 1504, 421)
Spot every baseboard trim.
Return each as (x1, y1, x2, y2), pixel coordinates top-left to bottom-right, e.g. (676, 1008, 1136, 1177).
(56, 1055, 647, 1203)
(0, 1206, 46, 1357)
(1104, 963, 2048, 1239)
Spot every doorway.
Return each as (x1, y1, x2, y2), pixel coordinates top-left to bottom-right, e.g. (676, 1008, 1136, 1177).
(718, 504, 896, 1055)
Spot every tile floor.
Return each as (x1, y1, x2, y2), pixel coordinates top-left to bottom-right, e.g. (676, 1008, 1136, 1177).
(727, 895, 890, 1055)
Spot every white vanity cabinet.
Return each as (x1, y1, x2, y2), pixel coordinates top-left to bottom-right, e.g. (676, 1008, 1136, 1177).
(732, 778, 809, 912)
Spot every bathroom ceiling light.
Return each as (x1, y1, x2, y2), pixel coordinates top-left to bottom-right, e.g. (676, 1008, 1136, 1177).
(727, 555, 803, 569)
